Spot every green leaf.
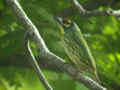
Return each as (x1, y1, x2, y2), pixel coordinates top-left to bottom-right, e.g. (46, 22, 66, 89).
(0, 0, 4, 10)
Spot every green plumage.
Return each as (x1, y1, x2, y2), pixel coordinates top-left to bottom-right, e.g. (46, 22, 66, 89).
(55, 17, 100, 82)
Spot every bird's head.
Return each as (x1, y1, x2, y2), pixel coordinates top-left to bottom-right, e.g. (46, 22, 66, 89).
(54, 16, 73, 34)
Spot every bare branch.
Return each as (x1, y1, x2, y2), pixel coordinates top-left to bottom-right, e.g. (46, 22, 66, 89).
(40, 52, 107, 90)
(24, 36, 53, 90)
(57, 0, 120, 17)
(6, 0, 107, 90)
(71, 0, 86, 14)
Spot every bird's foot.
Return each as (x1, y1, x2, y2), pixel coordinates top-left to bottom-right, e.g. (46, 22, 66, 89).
(72, 67, 88, 80)
(72, 69, 81, 80)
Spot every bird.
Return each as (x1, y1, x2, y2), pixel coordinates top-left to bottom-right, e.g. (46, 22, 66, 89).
(54, 16, 101, 83)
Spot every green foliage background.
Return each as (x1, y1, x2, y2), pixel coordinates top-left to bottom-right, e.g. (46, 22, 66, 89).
(0, 0, 120, 90)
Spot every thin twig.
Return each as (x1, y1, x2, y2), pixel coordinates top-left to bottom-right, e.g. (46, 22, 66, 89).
(24, 35, 53, 90)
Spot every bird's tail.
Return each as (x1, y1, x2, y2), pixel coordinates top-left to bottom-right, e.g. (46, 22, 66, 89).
(94, 71, 101, 84)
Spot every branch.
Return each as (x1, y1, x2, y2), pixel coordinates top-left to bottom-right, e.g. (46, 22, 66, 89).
(0, 56, 61, 72)
(24, 36, 53, 90)
(6, 0, 107, 90)
(57, 0, 120, 17)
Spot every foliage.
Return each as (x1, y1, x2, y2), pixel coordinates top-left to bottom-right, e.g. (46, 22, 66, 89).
(0, 0, 120, 90)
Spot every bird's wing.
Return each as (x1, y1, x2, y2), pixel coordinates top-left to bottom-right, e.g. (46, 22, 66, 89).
(62, 29, 89, 69)
(72, 23, 96, 70)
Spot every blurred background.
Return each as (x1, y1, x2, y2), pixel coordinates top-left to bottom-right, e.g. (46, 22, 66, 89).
(0, 0, 120, 90)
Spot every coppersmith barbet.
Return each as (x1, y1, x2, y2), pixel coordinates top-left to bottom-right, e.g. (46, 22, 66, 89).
(54, 16, 100, 82)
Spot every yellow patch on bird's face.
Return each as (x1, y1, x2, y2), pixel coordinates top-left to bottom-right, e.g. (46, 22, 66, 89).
(64, 23, 71, 28)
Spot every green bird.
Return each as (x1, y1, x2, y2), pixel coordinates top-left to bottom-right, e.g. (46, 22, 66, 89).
(54, 16, 100, 83)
